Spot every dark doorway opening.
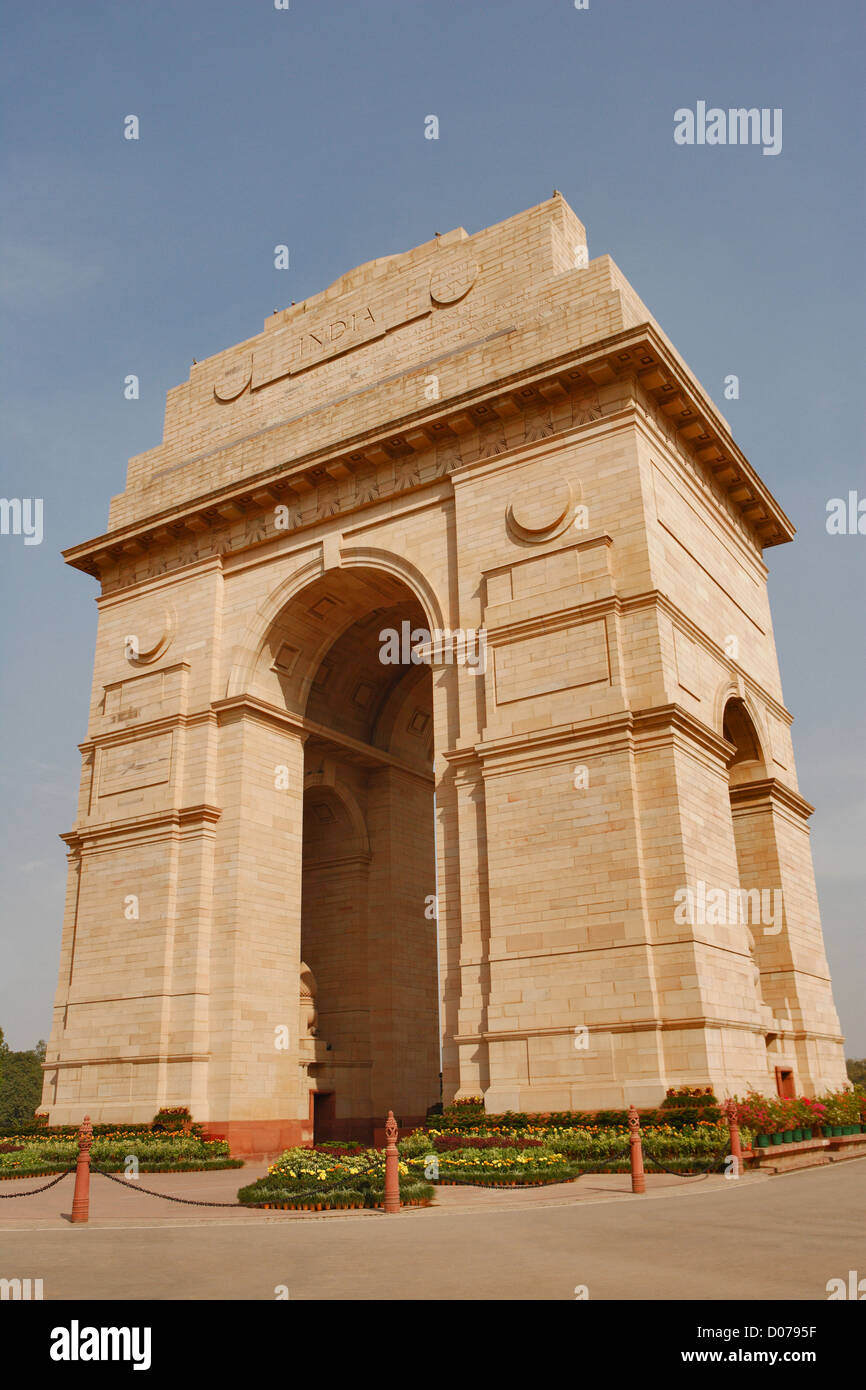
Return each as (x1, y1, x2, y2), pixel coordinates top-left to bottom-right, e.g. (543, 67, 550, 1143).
(312, 1091, 336, 1144)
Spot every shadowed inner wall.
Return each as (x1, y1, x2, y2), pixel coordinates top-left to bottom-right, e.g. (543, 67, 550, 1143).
(293, 572, 438, 1140)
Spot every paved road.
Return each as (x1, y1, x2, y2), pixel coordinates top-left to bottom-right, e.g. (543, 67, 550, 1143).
(1, 1159, 862, 1299)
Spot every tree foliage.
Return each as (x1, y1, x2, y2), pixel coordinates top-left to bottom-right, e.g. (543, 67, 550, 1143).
(846, 1057, 866, 1087)
(0, 1030, 47, 1127)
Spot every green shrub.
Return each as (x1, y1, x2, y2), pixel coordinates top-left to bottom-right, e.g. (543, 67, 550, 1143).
(244, 1180, 435, 1210)
(151, 1107, 194, 1132)
(661, 1088, 718, 1107)
(398, 1129, 438, 1158)
(594, 1109, 628, 1128)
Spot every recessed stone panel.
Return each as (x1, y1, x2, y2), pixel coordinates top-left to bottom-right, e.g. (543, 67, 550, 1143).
(98, 733, 172, 797)
(493, 619, 609, 705)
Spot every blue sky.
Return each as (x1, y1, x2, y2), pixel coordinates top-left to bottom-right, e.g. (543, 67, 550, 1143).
(1, 0, 863, 1054)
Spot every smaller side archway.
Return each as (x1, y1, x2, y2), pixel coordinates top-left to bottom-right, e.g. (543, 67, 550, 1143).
(720, 692, 791, 1074)
(720, 693, 769, 787)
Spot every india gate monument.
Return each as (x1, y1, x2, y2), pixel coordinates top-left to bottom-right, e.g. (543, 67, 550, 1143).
(41, 197, 847, 1152)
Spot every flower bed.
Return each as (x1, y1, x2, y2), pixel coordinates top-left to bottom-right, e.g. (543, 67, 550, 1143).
(0, 1131, 241, 1177)
(407, 1148, 582, 1185)
(237, 1146, 434, 1209)
(395, 1122, 736, 1183)
(422, 1085, 864, 1150)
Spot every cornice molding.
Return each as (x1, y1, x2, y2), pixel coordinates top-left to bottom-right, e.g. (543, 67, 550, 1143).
(61, 803, 222, 853)
(454, 1015, 783, 1044)
(212, 693, 433, 783)
(631, 702, 734, 765)
(729, 777, 814, 820)
(79, 705, 214, 753)
(211, 692, 308, 739)
(473, 704, 735, 775)
(62, 323, 794, 581)
(43, 1052, 211, 1070)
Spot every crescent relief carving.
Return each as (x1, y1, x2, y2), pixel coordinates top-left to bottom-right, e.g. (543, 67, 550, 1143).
(429, 258, 479, 306)
(125, 606, 177, 666)
(213, 353, 252, 403)
(506, 479, 579, 543)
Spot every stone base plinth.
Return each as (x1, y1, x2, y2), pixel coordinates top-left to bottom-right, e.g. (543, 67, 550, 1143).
(201, 1119, 310, 1160)
(747, 1132, 866, 1174)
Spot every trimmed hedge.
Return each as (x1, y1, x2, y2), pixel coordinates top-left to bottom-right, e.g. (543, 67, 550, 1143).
(428, 1165, 583, 1186)
(0, 1109, 204, 1139)
(0, 1157, 244, 1180)
(246, 1181, 435, 1211)
(426, 1106, 721, 1133)
(0, 1123, 153, 1139)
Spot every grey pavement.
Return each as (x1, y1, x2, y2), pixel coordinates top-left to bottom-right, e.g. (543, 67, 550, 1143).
(0, 1157, 862, 1300)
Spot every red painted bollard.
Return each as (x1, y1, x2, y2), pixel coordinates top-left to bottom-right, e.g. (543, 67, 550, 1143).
(70, 1115, 94, 1224)
(723, 1098, 743, 1174)
(628, 1104, 645, 1194)
(383, 1110, 401, 1214)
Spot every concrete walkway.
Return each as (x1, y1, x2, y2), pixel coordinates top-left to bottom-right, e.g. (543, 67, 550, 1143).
(0, 1159, 862, 1299)
(0, 1162, 753, 1228)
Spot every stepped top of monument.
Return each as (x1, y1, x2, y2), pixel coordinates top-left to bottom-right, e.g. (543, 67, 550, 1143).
(65, 194, 793, 568)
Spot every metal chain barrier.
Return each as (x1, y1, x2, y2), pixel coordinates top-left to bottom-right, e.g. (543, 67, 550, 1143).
(93, 1168, 248, 1208)
(92, 1153, 385, 1209)
(0, 1116, 740, 1209)
(0, 1167, 75, 1197)
(570, 1146, 632, 1177)
(640, 1142, 731, 1179)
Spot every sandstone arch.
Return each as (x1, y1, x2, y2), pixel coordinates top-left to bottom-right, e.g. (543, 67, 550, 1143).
(42, 197, 846, 1150)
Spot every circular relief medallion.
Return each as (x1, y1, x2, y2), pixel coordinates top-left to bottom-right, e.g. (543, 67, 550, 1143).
(213, 353, 252, 403)
(429, 258, 479, 306)
(506, 480, 575, 542)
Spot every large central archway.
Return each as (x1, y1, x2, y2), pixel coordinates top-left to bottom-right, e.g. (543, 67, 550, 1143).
(264, 565, 440, 1142)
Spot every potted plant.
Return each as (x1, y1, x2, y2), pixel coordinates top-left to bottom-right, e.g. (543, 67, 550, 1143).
(789, 1097, 807, 1141)
(735, 1091, 778, 1146)
(801, 1095, 826, 1139)
(839, 1088, 860, 1134)
(821, 1092, 845, 1136)
(776, 1098, 793, 1143)
(795, 1097, 813, 1140)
